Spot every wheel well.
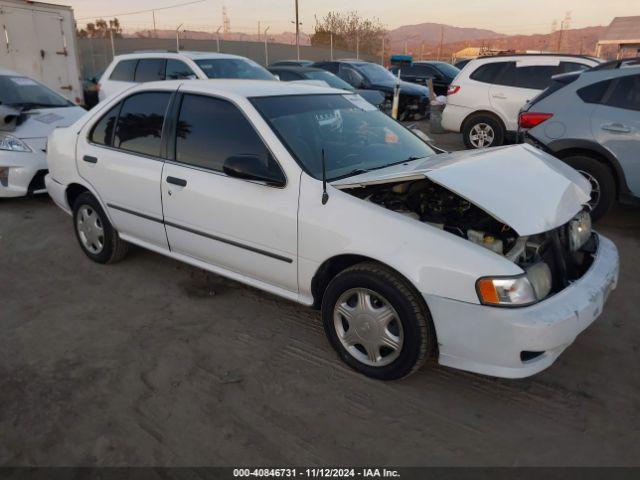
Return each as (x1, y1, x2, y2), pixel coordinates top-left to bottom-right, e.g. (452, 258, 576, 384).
(555, 148, 619, 196)
(66, 183, 90, 210)
(462, 110, 506, 133)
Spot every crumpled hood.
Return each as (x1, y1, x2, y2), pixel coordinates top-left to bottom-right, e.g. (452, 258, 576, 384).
(1, 106, 85, 138)
(332, 144, 591, 236)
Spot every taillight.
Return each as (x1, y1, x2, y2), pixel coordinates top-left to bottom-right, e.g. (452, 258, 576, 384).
(96, 83, 101, 92)
(519, 112, 553, 129)
(447, 85, 460, 95)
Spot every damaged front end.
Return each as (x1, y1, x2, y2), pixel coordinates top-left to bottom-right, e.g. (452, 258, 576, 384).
(340, 177, 596, 304)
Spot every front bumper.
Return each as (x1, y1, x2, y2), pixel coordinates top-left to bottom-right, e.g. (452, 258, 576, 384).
(0, 139, 48, 197)
(425, 233, 619, 378)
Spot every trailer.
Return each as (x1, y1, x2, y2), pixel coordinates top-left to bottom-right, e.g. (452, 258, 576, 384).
(0, 0, 83, 104)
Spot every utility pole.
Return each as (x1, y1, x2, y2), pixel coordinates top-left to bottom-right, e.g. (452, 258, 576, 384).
(175, 23, 183, 51)
(330, 31, 333, 60)
(109, 29, 115, 59)
(356, 33, 359, 60)
(294, 0, 300, 60)
(264, 26, 270, 65)
(152, 10, 157, 37)
(216, 26, 222, 52)
(381, 36, 385, 65)
(437, 26, 444, 61)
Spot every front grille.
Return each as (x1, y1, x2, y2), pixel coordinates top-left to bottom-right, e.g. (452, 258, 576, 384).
(27, 169, 48, 194)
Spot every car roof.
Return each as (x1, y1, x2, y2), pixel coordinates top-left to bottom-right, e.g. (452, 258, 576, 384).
(135, 79, 342, 98)
(112, 51, 247, 61)
(472, 53, 600, 64)
(267, 66, 326, 73)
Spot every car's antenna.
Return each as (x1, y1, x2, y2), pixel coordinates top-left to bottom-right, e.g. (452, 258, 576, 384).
(321, 148, 329, 205)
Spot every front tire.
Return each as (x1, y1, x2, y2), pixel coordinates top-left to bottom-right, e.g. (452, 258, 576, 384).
(463, 114, 505, 149)
(563, 155, 616, 221)
(321, 262, 435, 380)
(72, 192, 129, 264)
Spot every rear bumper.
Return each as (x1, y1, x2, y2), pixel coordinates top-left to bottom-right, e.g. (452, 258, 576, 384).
(425, 233, 619, 378)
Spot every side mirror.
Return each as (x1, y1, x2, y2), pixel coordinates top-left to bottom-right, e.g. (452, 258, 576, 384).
(223, 154, 286, 187)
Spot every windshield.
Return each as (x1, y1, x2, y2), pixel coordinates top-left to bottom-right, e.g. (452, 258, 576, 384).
(304, 71, 354, 90)
(195, 58, 275, 80)
(353, 63, 397, 83)
(252, 94, 435, 181)
(0, 75, 71, 109)
(433, 62, 461, 79)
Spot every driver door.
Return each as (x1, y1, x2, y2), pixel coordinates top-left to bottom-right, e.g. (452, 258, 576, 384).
(161, 92, 299, 294)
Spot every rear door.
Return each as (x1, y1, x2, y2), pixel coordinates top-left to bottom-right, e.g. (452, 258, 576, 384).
(161, 92, 299, 293)
(591, 74, 640, 196)
(77, 90, 173, 249)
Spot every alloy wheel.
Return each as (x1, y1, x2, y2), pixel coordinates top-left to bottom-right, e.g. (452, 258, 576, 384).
(469, 123, 495, 148)
(76, 205, 105, 254)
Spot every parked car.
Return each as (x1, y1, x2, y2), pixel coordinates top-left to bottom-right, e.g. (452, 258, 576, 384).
(442, 54, 600, 149)
(267, 66, 385, 108)
(97, 51, 276, 102)
(520, 58, 640, 221)
(268, 60, 314, 67)
(312, 60, 430, 120)
(46, 80, 618, 380)
(389, 61, 460, 96)
(0, 69, 85, 197)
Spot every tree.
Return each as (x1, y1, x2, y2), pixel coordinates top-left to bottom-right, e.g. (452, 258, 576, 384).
(77, 18, 123, 39)
(311, 11, 386, 55)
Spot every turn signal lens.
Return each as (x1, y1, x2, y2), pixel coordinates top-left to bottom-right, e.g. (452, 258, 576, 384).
(477, 276, 537, 307)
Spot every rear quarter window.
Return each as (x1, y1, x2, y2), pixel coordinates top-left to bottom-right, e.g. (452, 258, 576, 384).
(577, 80, 613, 104)
(469, 62, 511, 84)
(109, 60, 137, 82)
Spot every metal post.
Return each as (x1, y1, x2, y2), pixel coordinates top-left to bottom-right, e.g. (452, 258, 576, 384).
(264, 26, 270, 66)
(294, 0, 300, 60)
(381, 37, 385, 65)
(152, 10, 157, 37)
(216, 25, 222, 52)
(330, 32, 333, 60)
(258, 21, 260, 41)
(109, 29, 115, 59)
(420, 43, 424, 61)
(356, 34, 359, 60)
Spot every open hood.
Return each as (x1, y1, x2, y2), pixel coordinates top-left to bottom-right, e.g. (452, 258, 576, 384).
(332, 144, 591, 236)
(2, 106, 85, 137)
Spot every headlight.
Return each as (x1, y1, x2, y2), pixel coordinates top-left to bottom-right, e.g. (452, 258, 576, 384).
(0, 134, 31, 152)
(568, 210, 592, 252)
(477, 275, 537, 307)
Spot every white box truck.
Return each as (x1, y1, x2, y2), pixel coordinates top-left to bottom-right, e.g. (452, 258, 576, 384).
(0, 0, 83, 104)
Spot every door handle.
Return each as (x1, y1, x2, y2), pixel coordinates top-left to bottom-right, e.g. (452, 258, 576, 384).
(492, 93, 507, 99)
(82, 155, 98, 164)
(602, 123, 631, 134)
(166, 176, 187, 187)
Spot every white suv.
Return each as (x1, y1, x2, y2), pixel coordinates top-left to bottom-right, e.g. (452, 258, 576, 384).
(45, 80, 618, 380)
(97, 51, 275, 102)
(442, 55, 600, 149)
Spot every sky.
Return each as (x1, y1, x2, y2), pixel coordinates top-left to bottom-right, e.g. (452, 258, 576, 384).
(65, 0, 638, 35)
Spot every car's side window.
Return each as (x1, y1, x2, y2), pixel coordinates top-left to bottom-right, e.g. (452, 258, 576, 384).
(166, 59, 196, 79)
(470, 62, 510, 84)
(89, 103, 121, 146)
(511, 65, 558, 90)
(134, 59, 166, 82)
(276, 70, 301, 81)
(560, 62, 589, 74)
(110, 60, 138, 81)
(175, 94, 283, 181)
(113, 92, 171, 157)
(603, 75, 640, 112)
(577, 80, 613, 104)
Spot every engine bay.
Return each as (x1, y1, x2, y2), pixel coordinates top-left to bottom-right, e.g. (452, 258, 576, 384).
(343, 179, 595, 296)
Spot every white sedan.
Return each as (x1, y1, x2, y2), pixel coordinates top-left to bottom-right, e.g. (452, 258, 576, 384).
(0, 69, 85, 197)
(45, 80, 619, 380)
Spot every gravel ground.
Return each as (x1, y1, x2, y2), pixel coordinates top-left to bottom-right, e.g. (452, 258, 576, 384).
(1, 128, 639, 467)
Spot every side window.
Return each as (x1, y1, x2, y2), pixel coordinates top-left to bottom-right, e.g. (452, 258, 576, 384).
(166, 59, 196, 80)
(89, 103, 120, 146)
(175, 94, 282, 179)
(470, 62, 510, 84)
(134, 59, 166, 82)
(109, 60, 137, 81)
(512, 65, 559, 90)
(577, 80, 613, 104)
(338, 66, 364, 87)
(604, 75, 640, 111)
(316, 62, 338, 74)
(415, 65, 438, 78)
(560, 62, 589, 74)
(113, 92, 171, 157)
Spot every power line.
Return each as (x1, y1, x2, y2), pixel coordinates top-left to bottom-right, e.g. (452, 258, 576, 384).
(76, 0, 207, 21)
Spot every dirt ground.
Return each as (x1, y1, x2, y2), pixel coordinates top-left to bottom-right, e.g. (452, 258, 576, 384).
(1, 130, 639, 467)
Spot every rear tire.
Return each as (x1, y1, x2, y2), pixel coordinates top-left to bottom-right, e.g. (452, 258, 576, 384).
(72, 192, 129, 264)
(563, 155, 616, 221)
(463, 114, 505, 149)
(321, 262, 436, 380)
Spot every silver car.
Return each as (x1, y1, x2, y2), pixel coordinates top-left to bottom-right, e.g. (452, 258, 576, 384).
(519, 58, 640, 220)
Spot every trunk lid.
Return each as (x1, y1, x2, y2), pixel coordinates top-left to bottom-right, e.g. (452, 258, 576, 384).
(332, 144, 591, 236)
